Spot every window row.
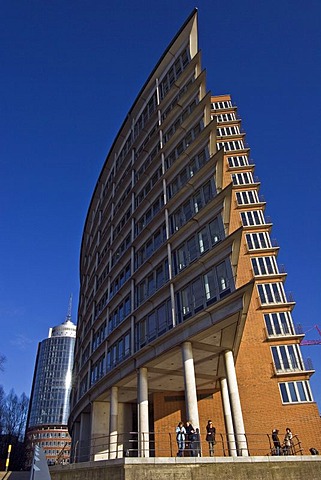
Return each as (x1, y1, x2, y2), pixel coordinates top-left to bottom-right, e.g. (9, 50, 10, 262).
(33, 432, 68, 438)
(92, 321, 107, 352)
(81, 344, 90, 367)
(108, 296, 131, 334)
(176, 259, 234, 322)
(236, 190, 259, 205)
(110, 262, 131, 300)
(165, 121, 204, 170)
(135, 142, 161, 182)
(133, 93, 158, 141)
(135, 224, 167, 270)
(111, 233, 131, 267)
(94, 289, 108, 319)
(211, 100, 232, 110)
(163, 96, 198, 144)
(227, 155, 249, 168)
(135, 300, 172, 350)
(271, 344, 304, 373)
(246, 232, 272, 250)
(167, 148, 209, 200)
(97, 238, 111, 266)
(215, 112, 236, 123)
(114, 207, 131, 238)
(257, 282, 287, 305)
(96, 265, 110, 292)
(90, 354, 106, 386)
(252, 256, 279, 276)
(159, 47, 190, 100)
(135, 122, 158, 161)
(279, 381, 313, 404)
(217, 125, 240, 137)
(241, 210, 266, 226)
(232, 172, 254, 185)
(161, 77, 194, 121)
(172, 216, 225, 275)
(135, 166, 162, 207)
(79, 374, 88, 398)
(136, 259, 169, 307)
(217, 140, 244, 152)
(114, 182, 131, 215)
(115, 131, 133, 174)
(264, 312, 295, 337)
(107, 331, 131, 372)
(135, 195, 165, 236)
(169, 179, 216, 234)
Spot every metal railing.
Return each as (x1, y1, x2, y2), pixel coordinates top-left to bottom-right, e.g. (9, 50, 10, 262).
(71, 431, 303, 463)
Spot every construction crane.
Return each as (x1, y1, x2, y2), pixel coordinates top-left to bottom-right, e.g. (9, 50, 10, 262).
(300, 325, 321, 346)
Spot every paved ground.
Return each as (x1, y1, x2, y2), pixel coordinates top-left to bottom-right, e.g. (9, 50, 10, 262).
(0, 472, 30, 480)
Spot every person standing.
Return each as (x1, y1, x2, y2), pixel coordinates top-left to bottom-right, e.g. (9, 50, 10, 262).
(283, 427, 293, 455)
(185, 420, 196, 456)
(206, 420, 216, 456)
(272, 429, 281, 455)
(176, 421, 186, 457)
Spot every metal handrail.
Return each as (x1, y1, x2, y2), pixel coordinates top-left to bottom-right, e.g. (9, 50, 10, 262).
(70, 431, 303, 463)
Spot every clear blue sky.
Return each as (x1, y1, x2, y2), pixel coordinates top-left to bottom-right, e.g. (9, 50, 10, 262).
(1, 0, 321, 415)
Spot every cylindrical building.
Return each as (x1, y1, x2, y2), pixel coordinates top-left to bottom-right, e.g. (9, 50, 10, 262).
(26, 313, 76, 465)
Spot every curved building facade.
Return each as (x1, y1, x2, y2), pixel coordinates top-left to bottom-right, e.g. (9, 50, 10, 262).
(26, 315, 76, 465)
(69, 10, 321, 461)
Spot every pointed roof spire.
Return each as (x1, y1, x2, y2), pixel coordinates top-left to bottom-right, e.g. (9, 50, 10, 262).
(66, 294, 72, 322)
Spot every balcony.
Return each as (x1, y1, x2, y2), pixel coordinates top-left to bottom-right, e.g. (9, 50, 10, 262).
(272, 357, 314, 376)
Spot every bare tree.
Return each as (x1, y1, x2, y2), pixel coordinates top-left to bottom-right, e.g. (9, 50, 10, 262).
(0, 353, 6, 372)
(3, 389, 29, 440)
(0, 385, 5, 435)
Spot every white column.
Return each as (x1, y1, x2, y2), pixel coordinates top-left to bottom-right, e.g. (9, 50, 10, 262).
(224, 350, 248, 456)
(109, 386, 118, 459)
(138, 367, 149, 457)
(181, 342, 199, 428)
(220, 377, 237, 457)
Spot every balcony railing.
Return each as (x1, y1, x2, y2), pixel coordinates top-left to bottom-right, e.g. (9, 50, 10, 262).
(272, 357, 314, 375)
(70, 431, 303, 464)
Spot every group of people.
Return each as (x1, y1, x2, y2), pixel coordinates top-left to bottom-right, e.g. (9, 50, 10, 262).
(272, 427, 293, 455)
(176, 419, 216, 457)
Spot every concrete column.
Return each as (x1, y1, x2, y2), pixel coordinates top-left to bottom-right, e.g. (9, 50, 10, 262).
(138, 367, 149, 457)
(181, 342, 199, 428)
(224, 350, 248, 456)
(79, 411, 91, 462)
(70, 421, 80, 463)
(91, 401, 109, 460)
(220, 377, 237, 456)
(109, 386, 118, 459)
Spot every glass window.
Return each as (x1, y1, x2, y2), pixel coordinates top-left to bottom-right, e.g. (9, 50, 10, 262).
(177, 245, 187, 271)
(156, 265, 165, 289)
(187, 236, 198, 262)
(198, 228, 209, 253)
(216, 262, 229, 293)
(209, 217, 222, 244)
(181, 286, 191, 316)
(148, 312, 157, 340)
(204, 270, 217, 303)
(183, 200, 193, 221)
(147, 273, 155, 296)
(192, 278, 204, 312)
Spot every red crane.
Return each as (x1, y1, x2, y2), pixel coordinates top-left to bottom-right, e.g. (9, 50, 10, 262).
(300, 325, 321, 346)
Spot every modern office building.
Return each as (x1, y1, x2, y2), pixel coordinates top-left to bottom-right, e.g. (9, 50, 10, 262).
(69, 10, 321, 461)
(26, 303, 76, 465)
